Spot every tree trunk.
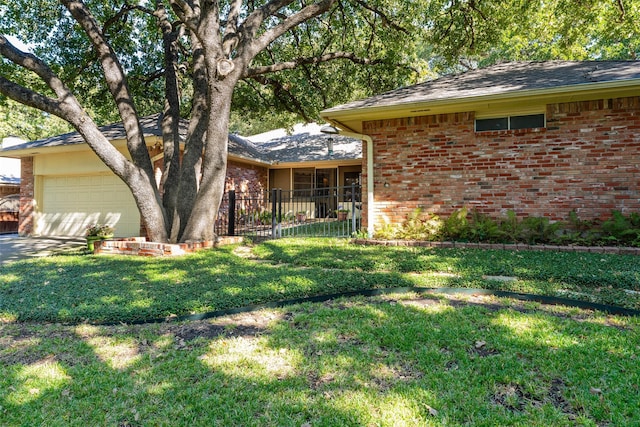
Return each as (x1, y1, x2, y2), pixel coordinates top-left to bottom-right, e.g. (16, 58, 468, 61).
(179, 79, 235, 242)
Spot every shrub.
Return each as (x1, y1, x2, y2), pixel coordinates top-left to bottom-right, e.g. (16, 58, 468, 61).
(600, 210, 640, 246)
(373, 208, 640, 247)
(468, 210, 502, 242)
(374, 208, 442, 241)
(520, 216, 561, 244)
(442, 207, 469, 241)
(499, 210, 522, 242)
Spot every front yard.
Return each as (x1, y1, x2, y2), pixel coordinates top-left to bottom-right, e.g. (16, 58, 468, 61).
(1, 238, 639, 425)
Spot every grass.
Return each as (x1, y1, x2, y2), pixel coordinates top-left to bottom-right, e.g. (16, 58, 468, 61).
(1, 238, 639, 324)
(1, 294, 638, 426)
(1, 237, 639, 425)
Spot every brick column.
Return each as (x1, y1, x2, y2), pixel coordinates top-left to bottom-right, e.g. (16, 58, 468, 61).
(18, 157, 34, 236)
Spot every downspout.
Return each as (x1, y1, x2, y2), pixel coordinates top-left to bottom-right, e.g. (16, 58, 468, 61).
(323, 127, 374, 238)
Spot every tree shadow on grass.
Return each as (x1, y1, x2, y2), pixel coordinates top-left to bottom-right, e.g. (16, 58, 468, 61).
(0, 246, 437, 324)
(257, 240, 640, 310)
(1, 294, 638, 426)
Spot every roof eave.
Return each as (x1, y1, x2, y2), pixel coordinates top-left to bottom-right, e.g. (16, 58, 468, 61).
(227, 153, 273, 167)
(0, 136, 162, 158)
(320, 79, 640, 129)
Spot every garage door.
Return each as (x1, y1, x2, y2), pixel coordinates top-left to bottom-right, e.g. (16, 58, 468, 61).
(38, 175, 140, 237)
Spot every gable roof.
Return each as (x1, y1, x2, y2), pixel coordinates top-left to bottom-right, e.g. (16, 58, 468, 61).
(321, 61, 640, 131)
(1, 114, 169, 153)
(0, 115, 361, 166)
(0, 114, 269, 164)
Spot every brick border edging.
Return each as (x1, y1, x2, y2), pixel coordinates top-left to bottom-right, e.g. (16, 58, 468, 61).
(94, 236, 244, 257)
(352, 239, 640, 255)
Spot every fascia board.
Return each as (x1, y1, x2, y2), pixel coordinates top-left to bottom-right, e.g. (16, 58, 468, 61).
(320, 80, 640, 123)
(267, 159, 362, 169)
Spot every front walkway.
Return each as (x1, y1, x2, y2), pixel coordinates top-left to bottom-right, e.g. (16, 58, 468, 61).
(0, 234, 86, 265)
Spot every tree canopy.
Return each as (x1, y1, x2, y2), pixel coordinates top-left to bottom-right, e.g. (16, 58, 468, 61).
(2, 1, 637, 134)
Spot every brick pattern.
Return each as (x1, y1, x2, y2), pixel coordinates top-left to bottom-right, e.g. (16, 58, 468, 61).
(364, 97, 640, 226)
(94, 236, 243, 256)
(225, 160, 268, 195)
(18, 157, 34, 236)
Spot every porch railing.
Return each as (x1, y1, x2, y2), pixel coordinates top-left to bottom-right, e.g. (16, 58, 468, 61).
(215, 184, 362, 239)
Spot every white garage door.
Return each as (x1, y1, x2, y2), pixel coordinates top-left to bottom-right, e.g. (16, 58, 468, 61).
(38, 175, 140, 237)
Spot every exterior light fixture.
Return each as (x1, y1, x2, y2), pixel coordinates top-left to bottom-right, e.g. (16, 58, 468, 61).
(320, 125, 340, 135)
(384, 181, 390, 188)
(321, 124, 338, 156)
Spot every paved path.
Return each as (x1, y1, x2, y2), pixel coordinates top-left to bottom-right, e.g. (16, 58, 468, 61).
(0, 234, 86, 265)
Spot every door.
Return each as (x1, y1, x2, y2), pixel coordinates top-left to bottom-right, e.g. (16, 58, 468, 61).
(39, 174, 140, 237)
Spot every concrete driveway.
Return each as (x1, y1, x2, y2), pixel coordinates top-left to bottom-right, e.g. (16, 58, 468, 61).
(0, 234, 86, 265)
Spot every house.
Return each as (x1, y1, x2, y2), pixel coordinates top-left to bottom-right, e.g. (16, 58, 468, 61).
(0, 137, 22, 198)
(0, 138, 22, 234)
(0, 116, 360, 237)
(320, 61, 640, 232)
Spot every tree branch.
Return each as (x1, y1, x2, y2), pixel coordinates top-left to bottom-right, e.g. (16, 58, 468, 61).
(248, 0, 336, 58)
(61, 0, 152, 175)
(616, 0, 626, 22)
(222, 0, 244, 57)
(0, 35, 73, 101)
(0, 75, 63, 117)
(249, 75, 312, 122)
(102, 2, 137, 34)
(240, 0, 296, 43)
(0, 35, 136, 175)
(168, 0, 198, 30)
(245, 51, 384, 77)
(352, 0, 410, 35)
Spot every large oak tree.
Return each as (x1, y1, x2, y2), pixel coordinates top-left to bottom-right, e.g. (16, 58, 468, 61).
(1, 0, 637, 242)
(0, 0, 419, 242)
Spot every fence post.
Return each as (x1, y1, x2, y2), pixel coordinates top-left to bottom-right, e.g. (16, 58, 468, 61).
(271, 188, 278, 238)
(228, 190, 236, 236)
(351, 183, 357, 235)
(277, 188, 283, 237)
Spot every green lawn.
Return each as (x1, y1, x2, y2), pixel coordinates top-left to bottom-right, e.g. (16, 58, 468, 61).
(1, 238, 639, 324)
(1, 238, 639, 425)
(1, 294, 638, 426)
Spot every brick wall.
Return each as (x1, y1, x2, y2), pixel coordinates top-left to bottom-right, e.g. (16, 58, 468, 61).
(225, 160, 268, 195)
(217, 161, 269, 228)
(18, 157, 34, 236)
(364, 96, 640, 228)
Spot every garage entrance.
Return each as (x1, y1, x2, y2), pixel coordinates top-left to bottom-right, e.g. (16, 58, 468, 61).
(39, 175, 140, 237)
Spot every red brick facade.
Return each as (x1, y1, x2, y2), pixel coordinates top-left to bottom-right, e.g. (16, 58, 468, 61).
(18, 157, 34, 236)
(364, 96, 640, 227)
(225, 160, 268, 195)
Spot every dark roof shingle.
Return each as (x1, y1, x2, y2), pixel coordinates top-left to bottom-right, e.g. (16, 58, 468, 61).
(0, 116, 361, 164)
(323, 61, 640, 113)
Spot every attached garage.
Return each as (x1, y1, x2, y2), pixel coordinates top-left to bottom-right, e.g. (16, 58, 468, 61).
(37, 174, 139, 237)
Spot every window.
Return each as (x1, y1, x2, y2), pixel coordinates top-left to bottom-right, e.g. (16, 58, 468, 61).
(293, 168, 314, 198)
(475, 113, 545, 132)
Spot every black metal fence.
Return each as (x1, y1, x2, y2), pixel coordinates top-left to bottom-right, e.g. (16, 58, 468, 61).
(215, 184, 362, 239)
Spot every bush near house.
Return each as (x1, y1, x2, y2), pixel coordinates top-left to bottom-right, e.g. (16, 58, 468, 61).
(375, 208, 640, 247)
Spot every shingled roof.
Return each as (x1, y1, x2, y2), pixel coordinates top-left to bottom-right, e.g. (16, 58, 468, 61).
(0, 114, 269, 164)
(323, 61, 640, 114)
(248, 123, 361, 163)
(0, 115, 361, 165)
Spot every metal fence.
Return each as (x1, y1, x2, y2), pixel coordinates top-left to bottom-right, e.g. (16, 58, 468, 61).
(215, 184, 362, 239)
